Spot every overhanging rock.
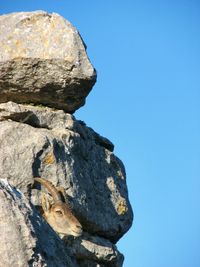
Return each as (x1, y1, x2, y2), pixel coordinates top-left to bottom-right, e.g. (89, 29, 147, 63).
(0, 11, 96, 112)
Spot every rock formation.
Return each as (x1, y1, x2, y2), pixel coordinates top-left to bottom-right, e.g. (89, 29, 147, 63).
(0, 11, 96, 112)
(0, 11, 133, 267)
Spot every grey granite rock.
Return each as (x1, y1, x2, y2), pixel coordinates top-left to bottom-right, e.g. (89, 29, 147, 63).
(0, 11, 96, 112)
(0, 102, 133, 244)
(0, 179, 76, 267)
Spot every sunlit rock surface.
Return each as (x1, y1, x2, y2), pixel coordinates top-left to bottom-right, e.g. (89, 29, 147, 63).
(0, 11, 96, 112)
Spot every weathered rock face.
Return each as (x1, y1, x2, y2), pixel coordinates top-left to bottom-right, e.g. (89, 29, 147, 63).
(0, 102, 133, 266)
(0, 179, 76, 267)
(65, 233, 124, 267)
(0, 102, 133, 244)
(0, 11, 96, 112)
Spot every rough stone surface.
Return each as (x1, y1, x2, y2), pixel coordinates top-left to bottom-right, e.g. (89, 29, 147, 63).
(64, 233, 124, 267)
(0, 178, 76, 267)
(0, 102, 133, 244)
(0, 11, 96, 112)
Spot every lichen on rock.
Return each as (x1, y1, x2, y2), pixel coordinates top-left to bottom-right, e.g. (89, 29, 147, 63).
(0, 101, 133, 243)
(0, 11, 133, 267)
(0, 11, 96, 112)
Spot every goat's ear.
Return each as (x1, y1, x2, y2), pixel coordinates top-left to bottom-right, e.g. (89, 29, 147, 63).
(41, 193, 51, 212)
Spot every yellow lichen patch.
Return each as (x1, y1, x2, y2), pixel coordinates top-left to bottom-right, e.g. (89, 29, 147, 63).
(15, 39, 21, 46)
(50, 19, 56, 29)
(44, 39, 49, 48)
(43, 152, 55, 165)
(116, 199, 128, 215)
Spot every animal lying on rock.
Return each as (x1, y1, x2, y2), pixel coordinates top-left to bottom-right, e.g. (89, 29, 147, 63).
(34, 177, 83, 237)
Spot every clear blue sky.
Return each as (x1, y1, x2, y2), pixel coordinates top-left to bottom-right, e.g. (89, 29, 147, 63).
(1, 1, 200, 267)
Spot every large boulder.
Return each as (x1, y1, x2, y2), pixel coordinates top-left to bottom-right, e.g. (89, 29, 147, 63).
(0, 11, 96, 112)
(0, 102, 133, 244)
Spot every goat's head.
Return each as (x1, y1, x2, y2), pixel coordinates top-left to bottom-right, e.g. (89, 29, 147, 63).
(34, 177, 83, 237)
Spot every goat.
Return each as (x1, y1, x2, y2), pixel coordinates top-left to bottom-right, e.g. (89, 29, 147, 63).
(34, 177, 82, 237)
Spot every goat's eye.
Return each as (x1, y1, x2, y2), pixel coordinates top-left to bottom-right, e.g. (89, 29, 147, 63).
(55, 210, 63, 216)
